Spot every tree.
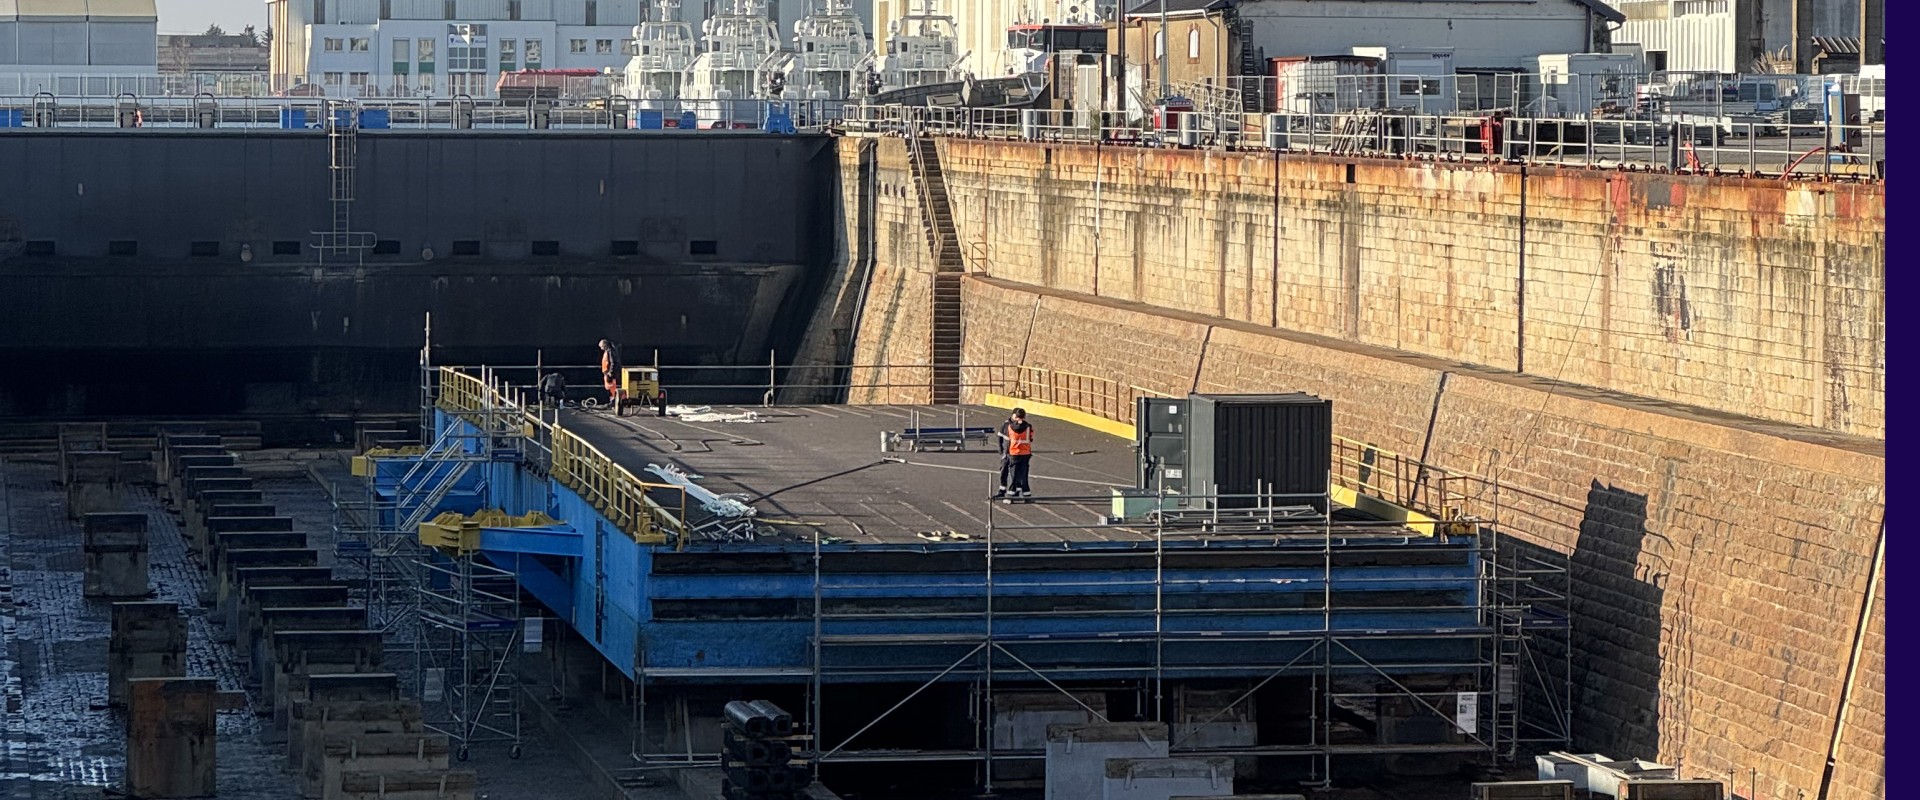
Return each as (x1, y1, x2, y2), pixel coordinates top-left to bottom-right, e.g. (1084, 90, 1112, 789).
(262, 26, 273, 47)
(242, 24, 259, 45)
(203, 23, 226, 36)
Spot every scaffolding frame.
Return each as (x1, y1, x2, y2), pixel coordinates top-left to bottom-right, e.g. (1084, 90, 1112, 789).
(415, 551, 526, 760)
(770, 483, 1573, 791)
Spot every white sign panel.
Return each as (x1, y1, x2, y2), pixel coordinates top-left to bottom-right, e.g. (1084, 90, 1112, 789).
(523, 617, 544, 653)
(1455, 691, 1478, 734)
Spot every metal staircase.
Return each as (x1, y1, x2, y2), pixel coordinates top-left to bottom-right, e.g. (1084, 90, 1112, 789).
(905, 126, 965, 404)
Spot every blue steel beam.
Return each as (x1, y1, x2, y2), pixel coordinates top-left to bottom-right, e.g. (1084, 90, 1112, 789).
(479, 525, 583, 558)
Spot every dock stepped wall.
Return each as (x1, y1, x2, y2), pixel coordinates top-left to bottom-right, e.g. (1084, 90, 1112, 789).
(825, 135, 1885, 800)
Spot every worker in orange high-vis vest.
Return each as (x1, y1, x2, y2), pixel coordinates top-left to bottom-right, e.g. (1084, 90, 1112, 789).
(599, 339, 622, 409)
(996, 408, 1035, 502)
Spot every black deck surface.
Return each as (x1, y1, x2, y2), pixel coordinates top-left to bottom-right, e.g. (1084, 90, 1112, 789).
(559, 404, 1149, 545)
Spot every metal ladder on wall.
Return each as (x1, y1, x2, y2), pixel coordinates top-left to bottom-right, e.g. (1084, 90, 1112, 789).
(313, 99, 375, 265)
(905, 126, 965, 404)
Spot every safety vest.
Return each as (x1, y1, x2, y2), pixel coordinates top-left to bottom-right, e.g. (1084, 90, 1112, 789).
(1007, 426, 1033, 456)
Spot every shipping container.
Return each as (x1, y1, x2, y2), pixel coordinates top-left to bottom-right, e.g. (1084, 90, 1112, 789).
(1267, 55, 1381, 114)
(1524, 53, 1644, 117)
(1186, 393, 1332, 511)
(1350, 46, 1457, 113)
(1135, 396, 1190, 494)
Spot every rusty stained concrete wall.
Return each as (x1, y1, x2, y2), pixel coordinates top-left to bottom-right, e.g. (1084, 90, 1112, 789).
(840, 135, 937, 404)
(836, 137, 1888, 799)
(935, 140, 1885, 440)
(956, 275, 1885, 800)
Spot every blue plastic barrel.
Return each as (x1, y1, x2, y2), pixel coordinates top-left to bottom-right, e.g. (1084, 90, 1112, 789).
(679, 111, 698, 130)
(279, 108, 306, 129)
(637, 110, 664, 130)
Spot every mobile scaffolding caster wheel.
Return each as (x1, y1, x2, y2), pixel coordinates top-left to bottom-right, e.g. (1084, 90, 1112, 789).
(509, 744, 523, 759)
(457, 746, 470, 762)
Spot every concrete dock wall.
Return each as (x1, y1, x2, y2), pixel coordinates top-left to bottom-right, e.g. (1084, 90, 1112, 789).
(834, 135, 1885, 800)
(0, 131, 838, 416)
(934, 140, 1885, 439)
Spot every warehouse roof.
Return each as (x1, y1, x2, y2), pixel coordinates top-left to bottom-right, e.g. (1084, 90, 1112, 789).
(0, 0, 158, 20)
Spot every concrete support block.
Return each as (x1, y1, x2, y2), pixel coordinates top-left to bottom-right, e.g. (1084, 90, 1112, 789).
(225, 566, 338, 634)
(241, 585, 353, 662)
(305, 733, 452, 800)
(184, 489, 264, 552)
(165, 446, 231, 497)
(251, 606, 369, 681)
(268, 630, 385, 735)
(180, 468, 247, 530)
(67, 451, 127, 519)
(212, 548, 319, 625)
(1045, 722, 1170, 800)
(156, 434, 222, 488)
(126, 677, 218, 799)
(84, 512, 151, 598)
(1100, 757, 1233, 800)
(290, 699, 422, 774)
(334, 770, 477, 800)
(109, 602, 185, 708)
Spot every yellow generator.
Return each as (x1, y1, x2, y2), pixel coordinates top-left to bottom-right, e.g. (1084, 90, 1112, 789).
(616, 366, 667, 416)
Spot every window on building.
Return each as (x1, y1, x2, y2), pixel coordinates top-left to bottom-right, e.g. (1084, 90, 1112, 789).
(444, 0, 455, 19)
(324, 37, 343, 52)
(508, 0, 521, 19)
(323, 71, 344, 85)
(418, 73, 435, 92)
(448, 25, 488, 71)
(1187, 28, 1199, 61)
(570, 39, 588, 54)
(585, 0, 597, 25)
(350, 37, 369, 52)
(393, 38, 411, 72)
(379, 0, 390, 18)
(417, 38, 436, 73)
(314, 0, 327, 24)
(596, 39, 613, 54)
(525, 39, 542, 68)
(350, 71, 370, 86)
(499, 38, 517, 71)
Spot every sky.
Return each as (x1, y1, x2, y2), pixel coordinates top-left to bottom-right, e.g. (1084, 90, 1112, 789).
(157, 0, 268, 35)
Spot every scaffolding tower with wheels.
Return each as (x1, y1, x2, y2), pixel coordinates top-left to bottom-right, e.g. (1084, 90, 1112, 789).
(416, 550, 526, 760)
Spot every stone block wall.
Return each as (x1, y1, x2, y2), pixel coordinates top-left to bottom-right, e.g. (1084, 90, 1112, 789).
(952, 275, 1885, 800)
(933, 139, 1884, 439)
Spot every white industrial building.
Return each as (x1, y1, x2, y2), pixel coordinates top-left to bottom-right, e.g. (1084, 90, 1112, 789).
(0, 0, 159, 94)
(266, 0, 880, 97)
(1607, 0, 1877, 74)
(1235, 0, 1623, 70)
(266, 0, 647, 96)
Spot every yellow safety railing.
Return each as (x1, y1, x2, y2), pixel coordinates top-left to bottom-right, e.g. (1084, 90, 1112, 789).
(992, 366, 1164, 426)
(981, 364, 1496, 529)
(433, 365, 689, 547)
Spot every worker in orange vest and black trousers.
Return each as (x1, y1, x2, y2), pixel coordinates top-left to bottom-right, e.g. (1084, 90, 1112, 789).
(996, 409, 1034, 503)
(599, 339, 622, 411)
